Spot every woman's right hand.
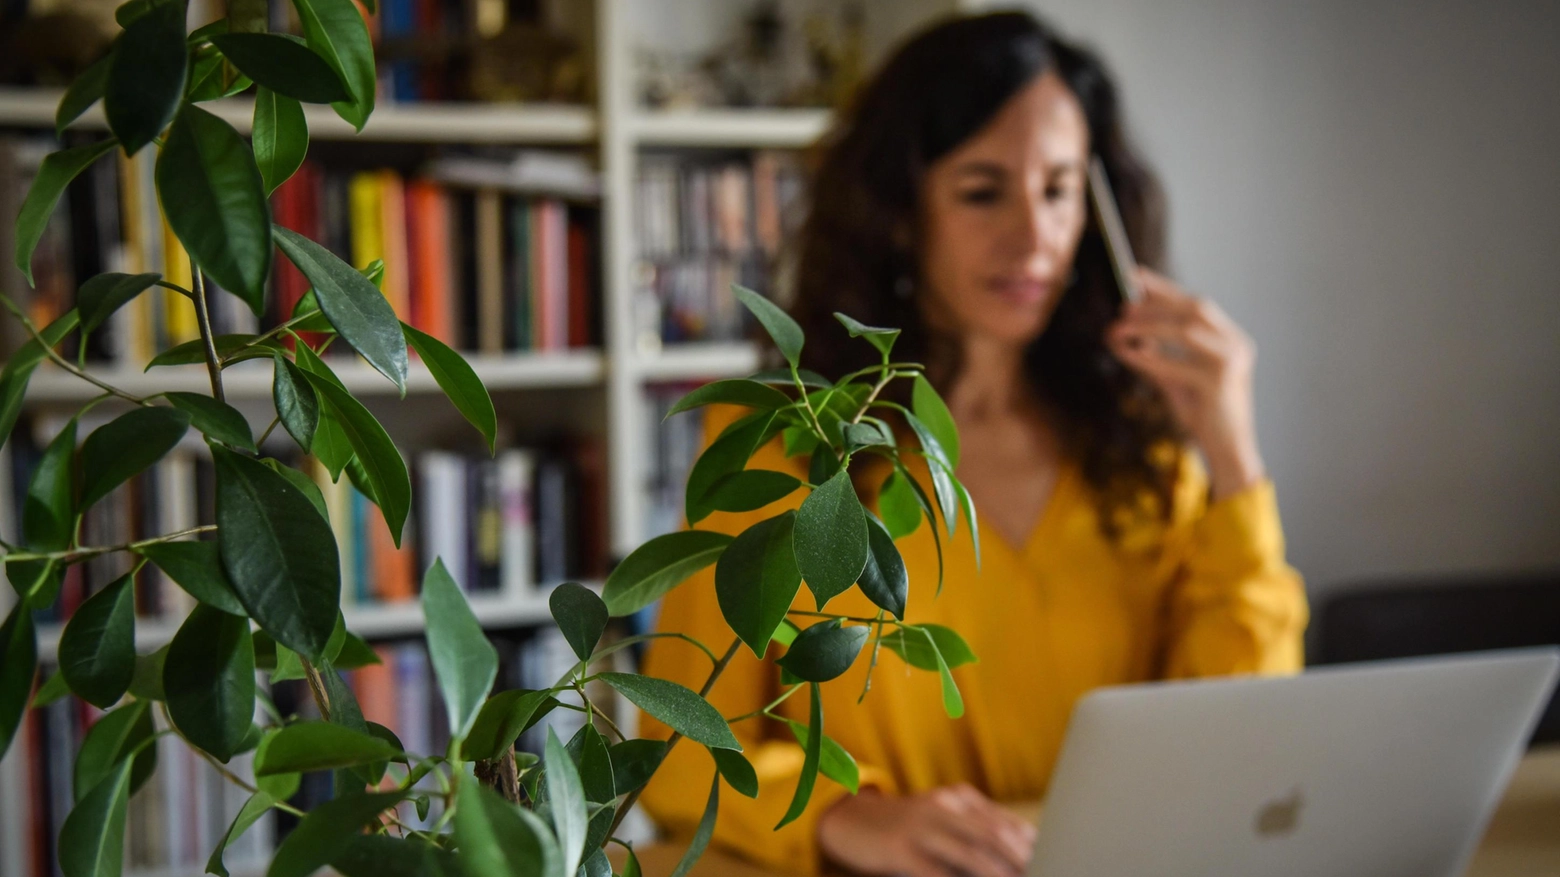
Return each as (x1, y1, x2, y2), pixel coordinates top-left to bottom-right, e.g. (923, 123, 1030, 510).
(817, 785, 1037, 877)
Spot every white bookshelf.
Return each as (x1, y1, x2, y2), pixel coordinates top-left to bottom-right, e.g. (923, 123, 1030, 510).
(627, 107, 831, 149)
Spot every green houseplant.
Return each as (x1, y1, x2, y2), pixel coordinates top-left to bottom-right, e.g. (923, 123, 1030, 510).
(0, 3, 982, 875)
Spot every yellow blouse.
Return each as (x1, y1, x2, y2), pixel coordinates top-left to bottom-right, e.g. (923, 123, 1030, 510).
(638, 406, 1308, 875)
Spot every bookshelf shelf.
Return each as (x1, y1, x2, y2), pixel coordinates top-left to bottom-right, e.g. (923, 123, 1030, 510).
(634, 341, 763, 383)
(627, 108, 831, 149)
(0, 87, 598, 144)
(22, 351, 606, 402)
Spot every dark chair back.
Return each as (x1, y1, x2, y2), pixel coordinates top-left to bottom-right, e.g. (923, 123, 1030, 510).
(1311, 572, 1560, 745)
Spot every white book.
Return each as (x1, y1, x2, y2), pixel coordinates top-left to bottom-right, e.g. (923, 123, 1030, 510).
(316, 461, 356, 606)
(419, 451, 469, 588)
(497, 449, 536, 599)
(156, 450, 199, 618)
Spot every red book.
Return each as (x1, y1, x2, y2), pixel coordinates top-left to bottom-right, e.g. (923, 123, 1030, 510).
(567, 212, 592, 348)
(406, 180, 454, 345)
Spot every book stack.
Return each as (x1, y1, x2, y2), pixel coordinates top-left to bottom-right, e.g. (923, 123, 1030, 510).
(634, 150, 806, 344)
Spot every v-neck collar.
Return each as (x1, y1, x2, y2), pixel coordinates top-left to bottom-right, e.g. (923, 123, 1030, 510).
(967, 461, 1076, 569)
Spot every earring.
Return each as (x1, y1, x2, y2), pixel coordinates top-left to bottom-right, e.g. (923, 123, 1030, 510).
(894, 275, 914, 300)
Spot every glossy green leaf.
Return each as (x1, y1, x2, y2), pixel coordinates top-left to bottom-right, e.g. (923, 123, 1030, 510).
(462, 689, 558, 762)
(545, 728, 588, 877)
(934, 640, 964, 718)
(455, 784, 561, 877)
(422, 558, 498, 742)
(784, 720, 858, 794)
(213, 445, 340, 660)
(275, 225, 409, 392)
(731, 283, 802, 368)
(402, 322, 497, 453)
(58, 573, 136, 707)
(55, 53, 111, 134)
(841, 421, 892, 453)
(164, 605, 255, 760)
(166, 391, 256, 451)
(894, 461, 945, 594)
(291, 0, 376, 131)
(620, 845, 643, 877)
(833, 312, 900, 359)
(210, 33, 352, 103)
(78, 406, 189, 508)
(567, 723, 615, 804)
(268, 791, 405, 877)
(334, 631, 381, 669)
(776, 619, 868, 683)
(128, 646, 167, 701)
(898, 412, 959, 538)
(332, 834, 461, 877)
(877, 470, 921, 541)
(704, 469, 802, 516)
(775, 684, 822, 829)
(22, 418, 76, 551)
(0, 311, 77, 451)
(209, 790, 282, 877)
(255, 722, 399, 775)
(665, 379, 791, 418)
(781, 425, 819, 458)
(550, 582, 609, 662)
(102, 0, 184, 154)
(253, 87, 308, 196)
(77, 272, 159, 334)
(716, 511, 802, 658)
(73, 700, 156, 802)
(911, 375, 960, 466)
(270, 642, 306, 682)
(302, 372, 411, 544)
(0, 605, 36, 760)
(608, 739, 666, 796)
(16, 140, 115, 285)
(185, 47, 245, 102)
(794, 469, 870, 608)
(32, 669, 68, 707)
(598, 673, 740, 751)
(57, 758, 131, 877)
(857, 515, 908, 620)
(144, 333, 283, 369)
(954, 479, 981, 568)
(157, 105, 273, 314)
(601, 530, 732, 617)
(293, 345, 353, 479)
(881, 624, 978, 671)
(685, 410, 784, 524)
(711, 747, 758, 798)
(262, 458, 330, 522)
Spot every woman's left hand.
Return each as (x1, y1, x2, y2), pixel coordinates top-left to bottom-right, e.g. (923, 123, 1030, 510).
(1105, 267, 1267, 501)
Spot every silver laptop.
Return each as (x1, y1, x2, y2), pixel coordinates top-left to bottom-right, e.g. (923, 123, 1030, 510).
(1029, 648, 1560, 877)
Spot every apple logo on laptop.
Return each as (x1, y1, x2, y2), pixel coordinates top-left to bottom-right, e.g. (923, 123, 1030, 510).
(1254, 787, 1304, 838)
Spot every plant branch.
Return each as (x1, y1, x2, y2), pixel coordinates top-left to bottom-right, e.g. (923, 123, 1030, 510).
(255, 415, 283, 447)
(234, 312, 326, 358)
(301, 659, 334, 723)
(154, 279, 194, 299)
(0, 293, 146, 405)
(0, 524, 216, 564)
(189, 263, 225, 403)
(851, 371, 899, 425)
(726, 683, 805, 724)
(787, 609, 883, 626)
(160, 703, 306, 817)
(575, 684, 630, 743)
(858, 610, 888, 703)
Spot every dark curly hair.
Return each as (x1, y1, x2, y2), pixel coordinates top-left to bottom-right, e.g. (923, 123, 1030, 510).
(785, 10, 1180, 537)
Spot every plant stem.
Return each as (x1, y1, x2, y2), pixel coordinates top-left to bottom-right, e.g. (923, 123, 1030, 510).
(189, 262, 225, 403)
(0, 524, 216, 564)
(575, 684, 630, 742)
(301, 659, 334, 723)
(603, 635, 742, 843)
(234, 313, 324, 358)
(154, 279, 194, 299)
(787, 609, 883, 626)
(858, 610, 888, 703)
(159, 703, 306, 817)
(726, 682, 804, 723)
(0, 293, 146, 405)
(255, 415, 283, 447)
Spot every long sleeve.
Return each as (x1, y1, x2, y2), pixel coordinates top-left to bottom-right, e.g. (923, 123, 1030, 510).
(1159, 458, 1309, 679)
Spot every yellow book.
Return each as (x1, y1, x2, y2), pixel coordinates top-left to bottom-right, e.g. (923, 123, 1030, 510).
(160, 216, 198, 346)
(376, 169, 410, 321)
(116, 151, 154, 363)
(349, 170, 385, 278)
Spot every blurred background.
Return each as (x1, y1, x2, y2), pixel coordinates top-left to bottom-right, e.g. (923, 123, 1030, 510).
(0, 0, 1556, 874)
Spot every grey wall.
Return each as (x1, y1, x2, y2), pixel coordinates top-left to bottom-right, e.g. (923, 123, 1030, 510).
(1003, 0, 1560, 596)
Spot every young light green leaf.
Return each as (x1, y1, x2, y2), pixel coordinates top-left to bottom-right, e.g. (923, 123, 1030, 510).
(461, 689, 559, 762)
(73, 701, 156, 802)
(0, 605, 37, 760)
(214, 445, 340, 660)
(254, 722, 400, 775)
(290, 0, 376, 131)
(550, 582, 609, 663)
(79, 406, 189, 508)
(253, 86, 309, 196)
(208, 790, 282, 877)
(156, 105, 273, 314)
(302, 372, 411, 544)
(665, 379, 791, 419)
(275, 225, 409, 392)
(954, 479, 981, 568)
(881, 624, 978, 671)
(795, 469, 870, 608)
(857, 515, 908, 620)
(402, 322, 497, 453)
(731, 283, 803, 368)
(893, 461, 945, 594)
(877, 470, 922, 541)
(598, 673, 741, 750)
(781, 425, 819, 458)
(164, 605, 256, 761)
(685, 410, 785, 524)
(785, 720, 859, 794)
(31, 668, 69, 708)
(711, 747, 759, 798)
(776, 619, 868, 683)
(22, 418, 77, 551)
(833, 312, 900, 359)
(267, 791, 406, 877)
(716, 511, 802, 658)
(601, 530, 732, 617)
(703, 469, 802, 516)
(55, 53, 111, 135)
(271, 353, 319, 451)
(76, 272, 159, 334)
(57, 758, 131, 877)
(934, 639, 964, 719)
(102, 0, 184, 154)
(333, 632, 381, 670)
(293, 345, 354, 479)
(775, 683, 822, 829)
(607, 739, 666, 796)
(166, 391, 256, 452)
(128, 646, 167, 702)
(58, 573, 136, 708)
(210, 33, 352, 103)
(15, 141, 116, 285)
(545, 728, 588, 877)
(842, 421, 892, 454)
(421, 558, 499, 742)
(672, 774, 720, 877)
(144, 333, 283, 369)
(454, 784, 561, 877)
(0, 311, 80, 448)
(912, 375, 960, 467)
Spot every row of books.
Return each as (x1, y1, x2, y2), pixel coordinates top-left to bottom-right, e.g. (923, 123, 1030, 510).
(634, 152, 806, 344)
